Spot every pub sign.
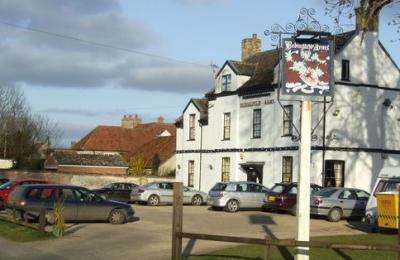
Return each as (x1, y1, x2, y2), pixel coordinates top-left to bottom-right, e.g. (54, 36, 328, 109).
(282, 38, 333, 96)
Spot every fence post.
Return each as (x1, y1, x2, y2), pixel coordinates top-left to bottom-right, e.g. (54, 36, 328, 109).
(38, 209, 46, 231)
(172, 182, 183, 260)
(264, 236, 271, 260)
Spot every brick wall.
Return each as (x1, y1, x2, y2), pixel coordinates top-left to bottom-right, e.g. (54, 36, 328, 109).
(0, 170, 175, 189)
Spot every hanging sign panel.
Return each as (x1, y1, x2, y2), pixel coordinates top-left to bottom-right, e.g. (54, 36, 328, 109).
(282, 38, 334, 96)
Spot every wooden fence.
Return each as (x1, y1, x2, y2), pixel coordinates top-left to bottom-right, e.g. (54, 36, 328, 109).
(171, 182, 400, 260)
(0, 207, 46, 231)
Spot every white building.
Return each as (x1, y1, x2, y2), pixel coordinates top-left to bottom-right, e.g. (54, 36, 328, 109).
(175, 12, 400, 193)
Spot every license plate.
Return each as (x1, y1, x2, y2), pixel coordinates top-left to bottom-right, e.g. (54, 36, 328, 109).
(267, 195, 275, 201)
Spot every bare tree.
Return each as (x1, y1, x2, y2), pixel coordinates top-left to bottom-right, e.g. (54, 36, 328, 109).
(0, 85, 61, 168)
(325, 0, 399, 41)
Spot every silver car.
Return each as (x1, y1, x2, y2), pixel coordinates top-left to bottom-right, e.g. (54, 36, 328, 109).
(130, 181, 208, 206)
(310, 187, 370, 222)
(207, 182, 269, 212)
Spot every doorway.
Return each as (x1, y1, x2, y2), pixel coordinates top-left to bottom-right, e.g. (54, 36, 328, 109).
(241, 163, 264, 184)
(324, 160, 345, 187)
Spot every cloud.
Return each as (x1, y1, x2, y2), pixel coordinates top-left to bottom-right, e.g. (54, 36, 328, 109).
(0, 0, 213, 93)
(40, 108, 129, 117)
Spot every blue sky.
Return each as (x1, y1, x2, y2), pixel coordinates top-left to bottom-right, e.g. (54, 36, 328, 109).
(1, 0, 398, 146)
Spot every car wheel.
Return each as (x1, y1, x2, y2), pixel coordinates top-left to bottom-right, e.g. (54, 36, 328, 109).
(225, 200, 239, 213)
(147, 195, 160, 206)
(328, 208, 342, 222)
(191, 195, 203, 206)
(109, 209, 127, 225)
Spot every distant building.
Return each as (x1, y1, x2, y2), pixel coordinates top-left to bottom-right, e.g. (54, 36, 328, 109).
(45, 115, 176, 176)
(175, 10, 400, 193)
(44, 150, 128, 175)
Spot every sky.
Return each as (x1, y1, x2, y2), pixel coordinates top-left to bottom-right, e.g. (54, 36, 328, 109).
(0, 0, 398, 147)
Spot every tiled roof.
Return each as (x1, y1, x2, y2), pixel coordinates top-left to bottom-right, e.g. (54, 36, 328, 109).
(238, 49, 280, 90)
(333, 30, 356, 53)
(192, 98, 208, 124)
(131, 135, 176, 168)
(71, 123, 176, 156)
(52, 151, 128, 167)
(227, 61, 255, 76)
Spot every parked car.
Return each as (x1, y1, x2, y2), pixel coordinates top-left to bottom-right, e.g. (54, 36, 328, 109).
(0, 179, 52, 209)
(365, 166, 400, 226)
(311, 187, 370, 222)
(7, 184, 134, 224)
(207, 181, 269, 212)
(262, 182, 322, 215)
(0, 178, 9, 185)
(92, 182, 139, 203)
(131, 181, 207, 206)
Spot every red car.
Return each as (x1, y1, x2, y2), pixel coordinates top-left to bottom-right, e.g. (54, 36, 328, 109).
(262, 182, 322, 215)
(0, 179, 52, 209)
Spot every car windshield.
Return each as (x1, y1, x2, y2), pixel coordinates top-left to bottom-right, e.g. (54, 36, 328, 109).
(374, 179, 400, 196)
(104, 184, 114, 189)
(270, 184, 286, 193)
(211, 183, 227, 191)
(314, 188, 337, 197)
(0, 181, 14, 190)
(143, 182, 156, 189)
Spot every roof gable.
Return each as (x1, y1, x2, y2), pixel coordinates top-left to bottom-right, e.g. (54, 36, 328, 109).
(71, 123, 176, 156)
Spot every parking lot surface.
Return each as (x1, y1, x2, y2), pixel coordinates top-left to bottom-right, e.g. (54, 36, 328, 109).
(0, 205, 369, 259)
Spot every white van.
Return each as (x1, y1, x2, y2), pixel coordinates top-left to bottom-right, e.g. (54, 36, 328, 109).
(365, 167, 400, 226)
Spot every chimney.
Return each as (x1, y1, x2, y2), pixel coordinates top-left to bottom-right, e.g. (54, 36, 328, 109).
(121, 114, 133, 128)
(121, 114, 142, 128)
(157, 116, 165, 124)
(355, 7, 379, 32)
(241, 33, 261, 61)
(133, 114, 142, 127)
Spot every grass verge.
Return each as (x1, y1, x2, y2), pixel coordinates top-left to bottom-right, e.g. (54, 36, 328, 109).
(188, 233, 398, 260)
(0, 220, 54, 242)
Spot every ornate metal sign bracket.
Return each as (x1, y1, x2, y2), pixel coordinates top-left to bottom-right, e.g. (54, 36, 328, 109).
(264, 8, 344, 42)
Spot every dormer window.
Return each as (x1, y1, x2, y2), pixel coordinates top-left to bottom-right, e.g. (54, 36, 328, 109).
(221, 74, 231, 92)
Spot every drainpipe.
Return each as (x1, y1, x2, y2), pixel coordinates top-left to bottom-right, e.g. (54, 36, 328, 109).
(198, 121, 203, 191)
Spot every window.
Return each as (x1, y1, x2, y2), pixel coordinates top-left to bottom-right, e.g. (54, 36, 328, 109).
(248, 184, 263, 193)
(324, 160, 345, 187)
(221, 157, 230, 182)
(236, 183, 247, 192)
(223, 113, 231, 140)
(221, 74, 231, 91)
(355, 190, 370, 200)
(188, 161, 194, 187)
(339, 189, 357, 200)
(252, 109, 261, 138)
(341, 60, 350, 81)
(282, 156, 293, 183)
(283, 105, 293, 136)
(189, 114, 195, 140)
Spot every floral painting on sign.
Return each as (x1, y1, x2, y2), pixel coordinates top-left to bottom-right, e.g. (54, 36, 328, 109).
(282, 38, 333, 96)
